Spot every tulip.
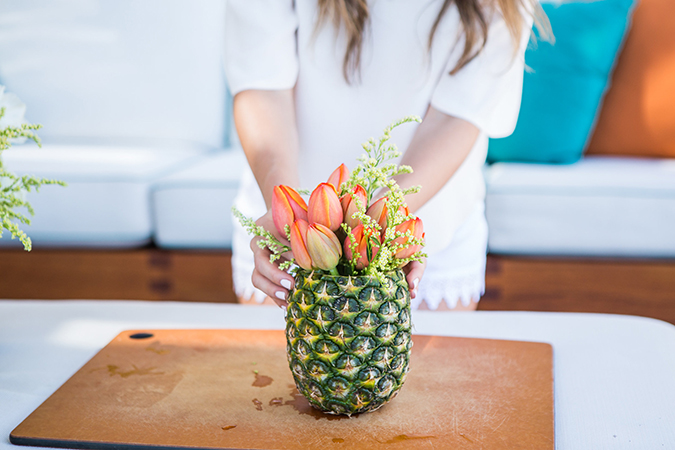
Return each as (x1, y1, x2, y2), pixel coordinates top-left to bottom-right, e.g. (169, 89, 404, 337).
(393, 217, 424, 259)
(327, 163, 350, 193)
(289, 219, 313, 271)
(344, 224, 381, 270)
(272, 185, 308, 237)
(366, 197, 388, 235)
(340, 185, 368, 230)
(306, 223, 342, 271)
(308, 183, 343, 232)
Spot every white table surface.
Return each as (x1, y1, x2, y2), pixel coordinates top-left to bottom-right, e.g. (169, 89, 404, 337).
(1, 300, 675, 450)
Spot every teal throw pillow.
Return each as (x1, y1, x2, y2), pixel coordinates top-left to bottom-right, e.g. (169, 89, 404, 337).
(487, 0, 637, 164)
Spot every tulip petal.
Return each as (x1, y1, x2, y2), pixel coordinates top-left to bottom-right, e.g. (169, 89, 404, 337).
(306, 223, 342, 271)
(272, 186, 294, 237)
(308, 183, 343, 232)
(366, 197, 388, 235)
(327, 163, 350, 193)
(280, 185, 308, 220)
(272, 185, 308, 237)
(290, 219, 313, 271)
(393, 217, 424, 259)
(344, 224, 380, 271)
(340, 184, 368, 230)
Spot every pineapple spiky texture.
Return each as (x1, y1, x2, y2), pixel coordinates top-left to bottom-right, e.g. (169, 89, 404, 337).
(286, 268, 412, 416)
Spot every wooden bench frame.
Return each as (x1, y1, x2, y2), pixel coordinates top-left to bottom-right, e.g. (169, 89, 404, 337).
(1, 249, 674, 324)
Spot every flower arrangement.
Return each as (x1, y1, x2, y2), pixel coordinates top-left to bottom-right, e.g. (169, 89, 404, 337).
(0, 86, 65, 251)
(233, 115, 426, 280)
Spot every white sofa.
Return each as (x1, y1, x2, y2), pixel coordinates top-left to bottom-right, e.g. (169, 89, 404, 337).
(0, 0, 230, 248)
(1, 0, 673, 261)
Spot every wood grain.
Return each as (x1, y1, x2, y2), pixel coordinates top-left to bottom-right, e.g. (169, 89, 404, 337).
(0, 248, 237, 303)
(2, 249, 674, 324)
(11, 329, 554, 450)
(482, 255, 675, 324)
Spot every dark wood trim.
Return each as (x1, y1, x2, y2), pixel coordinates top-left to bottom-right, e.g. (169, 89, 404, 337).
(2, 249, 674, 324)
(0, 248, 236, 303)
(481, 255, 675, 325)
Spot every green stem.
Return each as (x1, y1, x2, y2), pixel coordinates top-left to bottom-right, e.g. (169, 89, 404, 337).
(330, 267, 340, 276)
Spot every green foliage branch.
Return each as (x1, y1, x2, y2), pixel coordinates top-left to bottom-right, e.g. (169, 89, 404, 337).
(0, 107, 66, 251)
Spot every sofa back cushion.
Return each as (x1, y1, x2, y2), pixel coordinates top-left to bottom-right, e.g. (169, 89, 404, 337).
(586, 0, 675, 158)
(0, 0, 228, 149)
(487, 0, 636, 164)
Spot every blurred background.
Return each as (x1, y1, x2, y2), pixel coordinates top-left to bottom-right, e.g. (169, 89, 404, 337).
(0, 0, 673, 323)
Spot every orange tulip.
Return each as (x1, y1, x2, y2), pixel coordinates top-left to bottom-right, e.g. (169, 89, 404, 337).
(393, 217, 424, 259)
(289, 219, 313, 271)
(344, 224, 381, 270)
(327, 163, 350, 193)
(340, 185, 368, 230)
(272, 185, 308, 237)
(366, 197, 388, 235)
(308, 183, 343, 232)
(306, 223, 342, 271)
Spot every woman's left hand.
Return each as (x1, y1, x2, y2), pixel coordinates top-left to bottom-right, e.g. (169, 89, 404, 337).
(403, 258, 427, 299)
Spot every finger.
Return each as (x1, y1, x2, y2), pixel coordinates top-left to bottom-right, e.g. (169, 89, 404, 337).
(255, 214, 290, 247)
(250, 235, 295, 302)
(251, 236, 293, 268)
(251, 268, 289, 308)
(404, 259, 427, 299)
(252, 244, 295, 291)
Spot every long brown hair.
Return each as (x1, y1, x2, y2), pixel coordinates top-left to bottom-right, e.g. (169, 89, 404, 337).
(316, 0, 552, 82)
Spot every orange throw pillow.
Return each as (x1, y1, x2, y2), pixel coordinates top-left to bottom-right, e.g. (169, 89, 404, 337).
(586, 0, 675, 158)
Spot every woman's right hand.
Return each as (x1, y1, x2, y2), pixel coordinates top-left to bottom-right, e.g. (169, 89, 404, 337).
(250, 210, 295, 308)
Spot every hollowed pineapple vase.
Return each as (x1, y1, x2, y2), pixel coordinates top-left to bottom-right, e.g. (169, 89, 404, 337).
(285, 268, 412, 416)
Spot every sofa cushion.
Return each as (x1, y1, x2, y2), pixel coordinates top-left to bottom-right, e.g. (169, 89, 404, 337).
(152, 150, 247, 249)
(487, 0, 636, 164)
(587, 0, 675, 158)
(485, 157, 675, 257)
(0, 144, 209, 248)
(0, 0, 229, 148)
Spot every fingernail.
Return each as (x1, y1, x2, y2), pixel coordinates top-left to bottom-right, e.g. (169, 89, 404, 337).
(275, 291, 287, 300)
(413, 278, 419, 289)
(280, 279, 292, 290)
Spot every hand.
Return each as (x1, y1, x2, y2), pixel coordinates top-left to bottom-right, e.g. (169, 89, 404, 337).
(250, 210, 295, 307)
(403, 258, 426, 300)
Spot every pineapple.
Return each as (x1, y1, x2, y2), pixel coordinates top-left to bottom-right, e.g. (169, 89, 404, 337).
(285, 268, 412, 415)
(234, 116, 425, 415)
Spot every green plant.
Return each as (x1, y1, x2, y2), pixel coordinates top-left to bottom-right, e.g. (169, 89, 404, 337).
(1, 104, 65, 251)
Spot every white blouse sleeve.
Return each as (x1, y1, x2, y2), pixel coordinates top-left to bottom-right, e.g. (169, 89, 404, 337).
(431, 10, 533, 138)
(224, 0, 299, 96)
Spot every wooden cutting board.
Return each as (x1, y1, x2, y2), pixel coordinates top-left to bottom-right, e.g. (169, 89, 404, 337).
(11, 330, 554, 450)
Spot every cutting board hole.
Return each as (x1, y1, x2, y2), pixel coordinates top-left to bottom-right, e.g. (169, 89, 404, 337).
(129, 333, 154, 339)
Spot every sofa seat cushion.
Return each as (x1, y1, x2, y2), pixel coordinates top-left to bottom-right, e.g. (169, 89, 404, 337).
(1, 144, 209, 248)
(152, 149, 247, 249)
(485, 156, 675, 257)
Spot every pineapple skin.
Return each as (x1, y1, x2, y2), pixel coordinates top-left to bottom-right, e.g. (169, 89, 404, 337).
(285, 269, 412, 416)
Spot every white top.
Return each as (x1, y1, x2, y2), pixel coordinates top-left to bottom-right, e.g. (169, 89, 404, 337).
(224, 0, 532, 254)
(3, 300, 675, 449)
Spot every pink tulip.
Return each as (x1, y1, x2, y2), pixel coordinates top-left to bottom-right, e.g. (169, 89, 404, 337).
(327, 163, 350, 193)
(289, 219, 313, 271)
(272, 185, 308, 237)
(393, 217, 424, 259)
(308, 183, 343, 232)
(306, 223, 342, 271)
(366, 197, 388, 235)
(340, 185, 368, 230)
(344, 224, 381, 270)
